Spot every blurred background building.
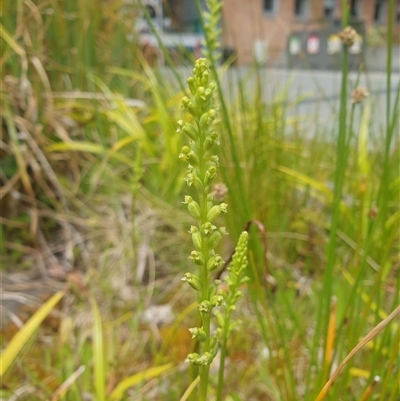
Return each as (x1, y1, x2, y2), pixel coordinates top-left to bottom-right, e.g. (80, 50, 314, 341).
(137, 0, 400, 68)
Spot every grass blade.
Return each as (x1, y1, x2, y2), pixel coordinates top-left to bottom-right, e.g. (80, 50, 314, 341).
(314, 305, 400, 401)
(91, 297, 105, 401)
(108, 363, 174, 400)
(0, 291, 65, 377)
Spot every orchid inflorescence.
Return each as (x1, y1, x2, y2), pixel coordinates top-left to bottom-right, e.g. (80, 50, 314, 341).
(178, 58, 249, 399)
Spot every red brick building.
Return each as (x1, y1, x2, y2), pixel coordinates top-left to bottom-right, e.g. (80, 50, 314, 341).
(221, 0, 400, 64)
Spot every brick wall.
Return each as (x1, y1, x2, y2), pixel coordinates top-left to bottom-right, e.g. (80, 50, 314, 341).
(221, 0, 400, 65)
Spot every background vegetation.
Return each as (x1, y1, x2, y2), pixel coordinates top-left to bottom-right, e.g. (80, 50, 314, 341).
(1, 0, 399, 400)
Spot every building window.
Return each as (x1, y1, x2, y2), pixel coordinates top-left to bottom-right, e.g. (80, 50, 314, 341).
(323, 0, 335, 17)
(263, 0, 276, 14)
(374, 0, 386, 24)
(397, 3, 400, 24)
(294, 0, 307, 18)
(350, 0, 361, 18)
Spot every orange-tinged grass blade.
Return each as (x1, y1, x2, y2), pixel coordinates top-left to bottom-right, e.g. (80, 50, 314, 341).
(91, 297, 105, 401)
(0, 291, 65, 377)
(359, 376, 380, 401)
(108, 363, 174, 400)
(314, 305, 400, 401)
(322, 297, 337, 384)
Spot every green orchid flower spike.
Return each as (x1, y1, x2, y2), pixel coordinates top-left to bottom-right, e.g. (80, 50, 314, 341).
(178, 58, 248, 401)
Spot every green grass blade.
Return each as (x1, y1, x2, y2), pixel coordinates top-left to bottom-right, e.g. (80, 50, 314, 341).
(91, 297, 105, 401)
(0, 291, 65, 377)
(108, 363, 174, 400)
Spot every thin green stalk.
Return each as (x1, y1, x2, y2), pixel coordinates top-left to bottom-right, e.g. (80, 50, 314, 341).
(194, 0, 250, 221)
(215, 232, 249, 401)
(311, 2, 350, 392)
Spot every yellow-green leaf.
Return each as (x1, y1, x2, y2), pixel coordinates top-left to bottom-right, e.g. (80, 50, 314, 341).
(276, 165, 333, 200)
(45, 141, 105, 154)
(91, 298, 105, 401)
(108, 363, 174, 400)
(0, 291, 65, 377)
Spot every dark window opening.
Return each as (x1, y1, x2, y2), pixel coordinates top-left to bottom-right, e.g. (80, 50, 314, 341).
(350, 0, 359, 17)
(295, 0, 307, 17)
(397, 4, 400, 24)
(323, 0, 335, 17)
(263, 0, 274, 13)
(374, 0, 385, 22)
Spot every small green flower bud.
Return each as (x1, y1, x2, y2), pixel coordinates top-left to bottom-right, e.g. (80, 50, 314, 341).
(190, 226, 202, 250)
(201, 71, 210, 86)
(179, 145, 190, 160)
(208, 230, 222, 249)
(181, 96, 190, 108)
(197, 86, 206, 100)
(207, 205, 222, 222)
(182, 195, 192, 204)
(187, 102, 197, 117)
(199, 300, 211, 313)
(211, 295, 224, 307)
(193, 176, 204, 193)
(183, 173, 194, 187)
(177, 120, 198, 141)
(207, 254, 224, 271)
(205, 166, 217, 184)
(204, 136, 214, 152)
(210, 155, 220, 166)
(199, 109, 217, 130)
(187, 77, 197, 95)
(206, 202, 227, 221)
(202, 222, 217, 235)
(183, 196, 201, 220)
(176, 119, 184, 133)
(189, 327, 207, 342)
(204, 88, 213, 101)
(186, 353, 200, 364)
(181, 272, 201, 291)
(197, 352, 213, 366)
(219, 227, 228, 235)
(189, 250, 204, 265)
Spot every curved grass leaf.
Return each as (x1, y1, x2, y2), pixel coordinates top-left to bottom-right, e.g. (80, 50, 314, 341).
(108, 362, 174, 400)
(0, 291, 65, 377)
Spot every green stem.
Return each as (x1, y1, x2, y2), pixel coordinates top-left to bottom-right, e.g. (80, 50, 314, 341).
(197, 118, 212, 401)
(312, 2, 349, 392)
(216, 304, 233, 401)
